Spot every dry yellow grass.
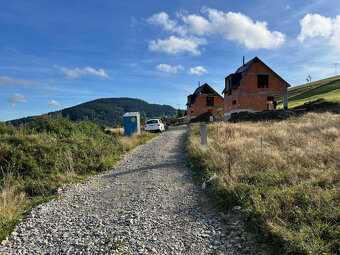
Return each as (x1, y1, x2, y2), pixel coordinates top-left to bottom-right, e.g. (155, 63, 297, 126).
(187, 112, 340, 254)
(0, 166, 26, 235)
(105, 127, 124, 135)
(0, 188, 26, 225)
(118, 131, 155, 152)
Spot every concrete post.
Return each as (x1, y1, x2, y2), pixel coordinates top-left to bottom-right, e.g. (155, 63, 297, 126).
(200, 123, 208, 147)
(283, 92, 288, 110)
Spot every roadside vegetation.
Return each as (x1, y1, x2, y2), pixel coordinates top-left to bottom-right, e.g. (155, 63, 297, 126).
(0, 116, 158, 241)
(187, 112, 340, 254)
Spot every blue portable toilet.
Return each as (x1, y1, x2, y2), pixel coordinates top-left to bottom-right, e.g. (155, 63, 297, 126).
(123, 112, 141, 136)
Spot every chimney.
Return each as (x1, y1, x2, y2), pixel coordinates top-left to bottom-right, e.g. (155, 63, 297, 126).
(243, 56, 245, 65)
(198, 81, 200, 87)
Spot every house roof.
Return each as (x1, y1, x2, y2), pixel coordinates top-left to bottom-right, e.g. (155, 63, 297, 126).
(188, 83, 222, 105)
(222, 56, 290, 93)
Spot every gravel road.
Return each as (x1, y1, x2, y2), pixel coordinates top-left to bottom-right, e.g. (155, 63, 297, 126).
(1, 126, 264, 254)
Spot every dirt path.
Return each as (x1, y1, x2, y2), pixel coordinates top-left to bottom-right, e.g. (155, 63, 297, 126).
(1, 126, 261, 254)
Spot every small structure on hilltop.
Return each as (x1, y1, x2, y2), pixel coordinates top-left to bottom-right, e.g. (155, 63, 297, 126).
(186, 83, 224, 122)
(222, 57, 290, 120)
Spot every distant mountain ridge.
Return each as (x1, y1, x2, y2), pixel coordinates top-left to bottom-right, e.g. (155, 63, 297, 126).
(8, 97, 177, 127)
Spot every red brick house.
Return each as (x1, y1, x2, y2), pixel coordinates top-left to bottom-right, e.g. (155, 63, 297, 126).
(222, 57, 290, 120)
(186, 83, 224, 121)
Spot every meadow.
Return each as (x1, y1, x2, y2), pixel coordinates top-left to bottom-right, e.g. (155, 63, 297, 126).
(277, 76, 340, 108)
(187, 113, 340, 254)
(0, 116, 157, 241)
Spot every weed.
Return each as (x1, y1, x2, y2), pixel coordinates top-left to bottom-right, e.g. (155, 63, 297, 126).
(112, 240, 122, 250)
(225, 227, 232, 236)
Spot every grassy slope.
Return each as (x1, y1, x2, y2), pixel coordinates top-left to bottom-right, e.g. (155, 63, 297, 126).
(0, 116, 158, 241)
(277, 75, 340, 108)
(187, 113, 340, 254)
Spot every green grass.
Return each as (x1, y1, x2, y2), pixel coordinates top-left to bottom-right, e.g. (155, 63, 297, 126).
(0, 115, 158, 241)
(277, 75, 340, 108)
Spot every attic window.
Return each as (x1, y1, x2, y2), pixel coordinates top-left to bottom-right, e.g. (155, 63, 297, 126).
(206, 96, 214, 106)
(225, 78, 231, 91)
(258, 75, 269, 88)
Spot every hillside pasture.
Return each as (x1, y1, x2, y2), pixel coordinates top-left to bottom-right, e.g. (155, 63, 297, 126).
(277, 75, 340, 108)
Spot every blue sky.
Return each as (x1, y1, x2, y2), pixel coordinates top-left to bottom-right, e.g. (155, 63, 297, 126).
(1, 0, 340, 121)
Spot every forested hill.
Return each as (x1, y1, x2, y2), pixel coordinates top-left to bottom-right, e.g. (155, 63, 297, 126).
(8, 98, 177, 127)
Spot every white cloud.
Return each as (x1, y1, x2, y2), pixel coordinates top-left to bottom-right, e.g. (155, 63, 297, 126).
(83, 66, 109, 77)
(182, 14, 211, 36)
(298, 14, 340, 48)
(8, 93, 27, 107)
(330, 16, 340, 46)
(55, 65, 109, 79)
(0, 76, 42, 88)
(198, 8, 285, 49)
(130, 16, 137, 28)
(46, 100, 62, 107)
(285, 5, 290, 10)
(298, 14, 333, 42)
(156, 64, 184, 73)
(188, 66, 207, 75)
(147, 12, 186, 36)
(149, 36, 206, 55)
(147, 8, 285, 53)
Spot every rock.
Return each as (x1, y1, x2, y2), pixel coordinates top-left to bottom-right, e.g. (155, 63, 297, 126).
(232, 206, 242, 211)
(200, 233, 210, 238)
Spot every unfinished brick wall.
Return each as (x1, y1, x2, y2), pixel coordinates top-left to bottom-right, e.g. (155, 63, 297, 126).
(187, 94, 224, 119)
(224, 61, 288, 114)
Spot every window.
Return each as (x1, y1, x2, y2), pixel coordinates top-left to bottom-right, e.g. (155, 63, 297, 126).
(146, 120, 158, 124)
(232, 100, 237, 105)
(206, 96, 214, 106)
(258, 75, 269, 88)
(225, 78, 231, 90)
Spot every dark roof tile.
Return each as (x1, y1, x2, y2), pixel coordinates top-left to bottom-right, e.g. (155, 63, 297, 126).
(222, 56, 290, 93)
(189, 83, 222, 104)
